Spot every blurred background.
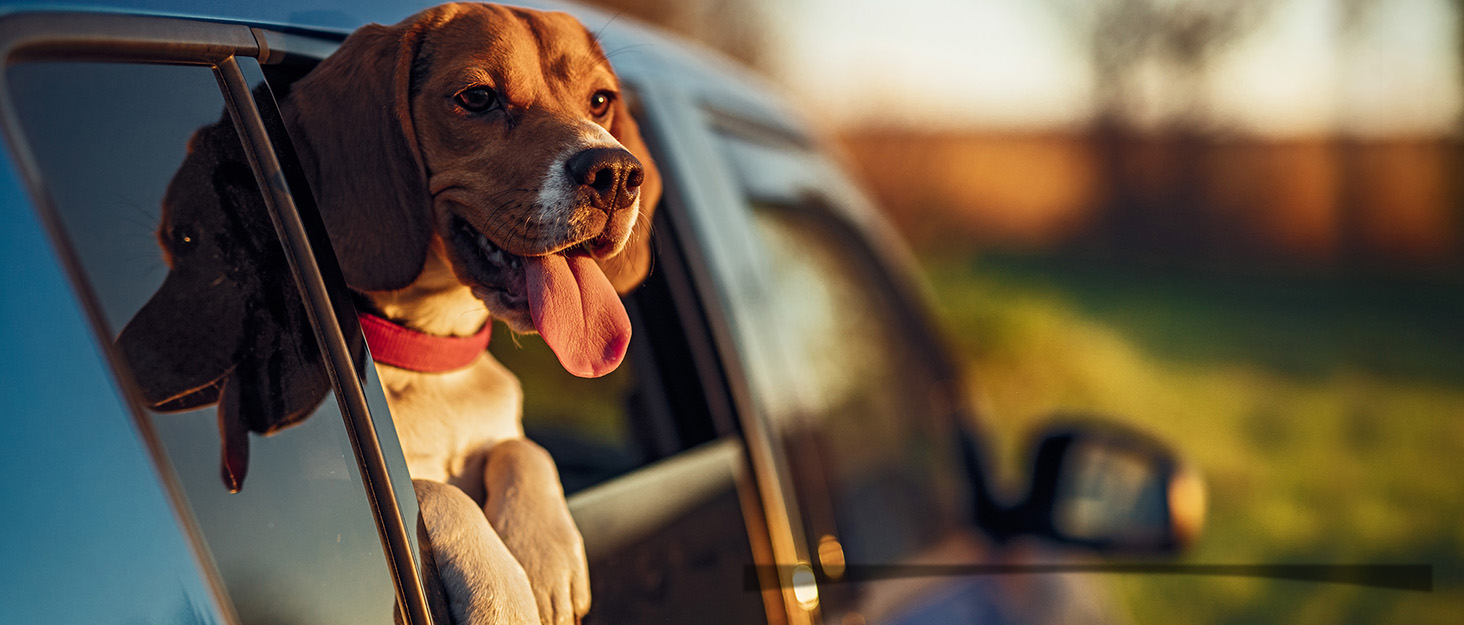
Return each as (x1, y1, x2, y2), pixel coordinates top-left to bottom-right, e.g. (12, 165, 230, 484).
(586, 0, 1464, 623)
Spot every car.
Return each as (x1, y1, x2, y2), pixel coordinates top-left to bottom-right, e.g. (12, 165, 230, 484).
(0, 1, 1200, 624)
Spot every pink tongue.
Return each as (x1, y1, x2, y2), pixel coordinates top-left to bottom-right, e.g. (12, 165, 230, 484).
(524, 254, 631, 378)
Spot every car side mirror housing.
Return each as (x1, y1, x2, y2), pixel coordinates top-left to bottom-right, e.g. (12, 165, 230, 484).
(1019, 420, 1205, 553)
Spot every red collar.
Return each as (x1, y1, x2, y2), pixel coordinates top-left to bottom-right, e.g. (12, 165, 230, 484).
(357, 311, 491, 373)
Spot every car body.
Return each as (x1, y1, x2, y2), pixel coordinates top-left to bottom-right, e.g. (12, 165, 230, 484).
(0, 2, 1192, 624)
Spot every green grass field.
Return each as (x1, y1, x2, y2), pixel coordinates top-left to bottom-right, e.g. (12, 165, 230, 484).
(918, 254, 1464, 625)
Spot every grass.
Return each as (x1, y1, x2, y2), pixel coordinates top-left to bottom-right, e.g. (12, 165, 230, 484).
(917, 253, 1464, 625)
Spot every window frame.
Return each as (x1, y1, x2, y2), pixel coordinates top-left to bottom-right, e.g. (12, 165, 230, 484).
(0, 12, 432, 625)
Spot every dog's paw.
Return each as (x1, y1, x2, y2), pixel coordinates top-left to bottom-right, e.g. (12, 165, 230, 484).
(414, 479, 542, 625)
(495, 498, 590, 625)
(483, 440, 592, 625)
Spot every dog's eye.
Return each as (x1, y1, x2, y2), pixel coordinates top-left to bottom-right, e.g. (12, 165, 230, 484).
(589, 90, 615, 118)
(167, 226, 196, 252)
(455, 87, 500, 114)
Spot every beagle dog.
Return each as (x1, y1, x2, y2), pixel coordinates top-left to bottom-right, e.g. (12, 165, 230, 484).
(283, 3, 661, 624)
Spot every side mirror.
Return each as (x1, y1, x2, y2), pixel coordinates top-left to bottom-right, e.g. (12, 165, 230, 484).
(1019, 421, 1205, 553)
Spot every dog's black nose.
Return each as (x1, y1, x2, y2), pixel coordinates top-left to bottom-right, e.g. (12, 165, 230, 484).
(566, 147, 643, 211)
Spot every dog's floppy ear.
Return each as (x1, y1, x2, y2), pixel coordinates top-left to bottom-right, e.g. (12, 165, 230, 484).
(284, 15, 438, 292)
(215, 313, 330, 492)
(598, 91, 662, 294)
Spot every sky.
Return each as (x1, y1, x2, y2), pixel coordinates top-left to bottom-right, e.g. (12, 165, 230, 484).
(776, 0, 1092, 131)
(771, 0, 1462, 137)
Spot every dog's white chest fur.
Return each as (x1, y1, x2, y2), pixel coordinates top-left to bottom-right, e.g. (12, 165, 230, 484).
(376, 353, 524, 502)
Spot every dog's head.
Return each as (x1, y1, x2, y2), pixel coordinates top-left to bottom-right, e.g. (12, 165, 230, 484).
(116, 116, 334, 492)
(285, 2, 662, 377)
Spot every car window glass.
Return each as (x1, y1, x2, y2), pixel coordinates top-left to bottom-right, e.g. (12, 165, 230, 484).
(6, 61, 399, 624)
(750, 203, 966, 561)
(0, 174, 232, 625)
(716, 130, 969, 565)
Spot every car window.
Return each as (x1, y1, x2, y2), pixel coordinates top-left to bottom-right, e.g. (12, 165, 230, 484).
(714, 126, 975, 617)
(5, 60, 401, 624)
(0, 167, 234, 625)
(747, 200, 968, 558)
(489, 328, 644, 490)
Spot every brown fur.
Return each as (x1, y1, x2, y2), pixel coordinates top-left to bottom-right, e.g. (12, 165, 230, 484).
(286, 3, 659, 296)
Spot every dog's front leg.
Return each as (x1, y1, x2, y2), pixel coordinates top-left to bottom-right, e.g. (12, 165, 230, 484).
(413, 479, 541, 625)
(482, 438, 591, 625)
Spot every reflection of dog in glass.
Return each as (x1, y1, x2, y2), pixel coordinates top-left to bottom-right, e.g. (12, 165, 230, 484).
(282, 4, 661, 624)
(115, 115, 334, 494)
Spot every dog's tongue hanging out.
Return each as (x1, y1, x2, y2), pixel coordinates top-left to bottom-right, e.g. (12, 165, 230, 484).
(523, 254, 631, 378)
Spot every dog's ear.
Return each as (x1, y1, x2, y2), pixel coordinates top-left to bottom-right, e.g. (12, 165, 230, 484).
(215, 317, 331, 493)
(598, 91, 661, 294)
(284, 15, 439, 292)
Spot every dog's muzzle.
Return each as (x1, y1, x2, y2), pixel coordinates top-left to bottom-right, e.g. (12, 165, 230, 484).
(567, 147, 643, 214)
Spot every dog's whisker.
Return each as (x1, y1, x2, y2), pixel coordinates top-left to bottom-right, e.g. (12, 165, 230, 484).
(507, 329, 524, 349)
(483, 199, 524, 248)
(108, 200, 164, 238)
(117, 211, 158, 233)
(603, 44, 653, 63)
(592, 12, 621, 45)
(455, 305, 487, 322)
(119, 248, 165, 265)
